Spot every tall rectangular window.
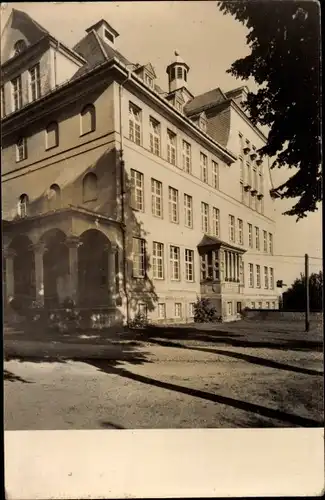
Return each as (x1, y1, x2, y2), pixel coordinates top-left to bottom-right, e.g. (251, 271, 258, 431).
(151, 178, 163, 218)
(184, 194, 193, 228)
(29, 63, 41, 101)
(212, 207, 220, 237)
(248, 223, 253, 248)
(212, 160, 219, 189)
(255, 226, 260, 250)
(129, 102, 141, 145)
(185, 249, 194, 282)
(16, 137, 27, 162)
(249, 263, 254, 288)
(168, 186, 179, 223)
(200, 152, 208, 183)
(132, 237, 146, 278)
(170, 245, 180, 280)
(201, 202, 209, 233)
(11, 75, 22, 111)
(152, 242, 164, 279)
(270, 267, 274, 289)
(174, 303, 182, 318)
(256, 264, 261, 288)
(182, 140, 191, 173)
(130, 169, 144, 211)
(158, 303, 166, 319)
(167, 129, 177, 165)
(149, 117, 160, 156)
(263, 230, 267, 252)
(269, 233, 273, 254)
(264, 266, 269, 289)
(229, 214, 235, 242)
(238, 219, 243, 244)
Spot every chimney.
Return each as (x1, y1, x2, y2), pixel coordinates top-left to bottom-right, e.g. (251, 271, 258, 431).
(86, 19, 119, 47)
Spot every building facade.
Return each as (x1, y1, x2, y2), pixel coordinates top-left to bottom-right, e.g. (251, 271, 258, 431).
(1, 9, 279, 326)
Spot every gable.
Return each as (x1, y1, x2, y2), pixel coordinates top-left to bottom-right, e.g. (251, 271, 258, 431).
(1, 8, 48, 63)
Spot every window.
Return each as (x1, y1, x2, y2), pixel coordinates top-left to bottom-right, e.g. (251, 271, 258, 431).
(246, 161, 252, 186)
(130, 169, 144, 211)
(168, 186, 179, 223)
(270, 268, 274, 289)
(48, 184, 61, 210)
(145, 73, 153, 88)
(151, 178, 163, 217)
(200, 152, 208, 183)
(170, 245, 180, 280)
(201, 251, 219, 281)
(263, 230, 267, 252)
(184, 194, 193, 228)
(29, 63, 41, 101)
(248, 223, 253, 248)
(266, 302, 270, 309)
(129, 102, 141, 145)
(13, 39, 27, 56)
(182, 140, 191, 173)
(158, 303, 166, 319)
(212, 160, 219, 189)
(227, 301, 233, 315)
(45, 122, 59, 149)
(269, 233, 273, 254)
(229, 214, 235, 242)
(167, 129, 177, 165)
(256, 265, 261, 288)
(188, 302, 195, 318)
(174, 303, 182, 318)
(152, 242, 164, 279)
(11, 76, 22, 111)
(104, 29, 115, 44)
(177, 67, 183, 79)
(255, 227, 260, 250)
(82, 172, 97, 202)
(251, 302, 256, 309)
(1, 86, 5, 118)
(237, 302, 242, 313)
(201, 202, 209, 233)
(239, 156, 244, 181)
(18, 194, 28, 218)
(264, 266, 269, 289)
(258, 301, 263, 309)
(185, 249, 194, 282)
(238, 219, 243, 244)
(272, 301, 276, 309)
(149, 117, 160, 156)
(212, 207, 220, 237)
(249, 263, 254, 288)
(80, 104, 96, 135)
(133, 238, 146, 278)
(16, 137, 27, 162)
(175, 100, 183, 112)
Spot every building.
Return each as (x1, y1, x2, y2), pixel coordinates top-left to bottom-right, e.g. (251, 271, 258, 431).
(1, 9, 279, 327)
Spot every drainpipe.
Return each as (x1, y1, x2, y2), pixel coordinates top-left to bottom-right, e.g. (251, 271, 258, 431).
(54, 40, 59, 88)
(119, 69, 132, 325)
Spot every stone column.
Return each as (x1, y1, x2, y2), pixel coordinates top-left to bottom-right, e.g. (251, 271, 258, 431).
(33, 242, 47, 305)
(237, 255, 240, 282)
(219, 249, 225, 282)
(66, 237, 80, 305)
(4, 247, 16, 303)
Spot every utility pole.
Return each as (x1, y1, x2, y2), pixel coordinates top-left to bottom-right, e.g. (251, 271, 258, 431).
(305, 253, 310, 332)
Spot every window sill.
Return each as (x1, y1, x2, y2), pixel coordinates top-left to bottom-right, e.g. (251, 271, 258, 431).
(16, 157, 27, 163)
(45, 144, 58, 151)
(83, 198, 98, 203)
(80, 130, 95, 138)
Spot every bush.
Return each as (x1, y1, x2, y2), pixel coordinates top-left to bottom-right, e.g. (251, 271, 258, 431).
(128, 311, 149, 329)
(193, 297, 221, 323)
(49, 297, 82, 332)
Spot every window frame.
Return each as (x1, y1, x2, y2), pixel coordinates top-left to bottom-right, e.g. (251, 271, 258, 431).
(167, 129, 177, 166)
(212, 207, 220, 237)
(169, 245, 180, 281)
(11, 75, 22, 112)
(185, 248, 194, 282)
(16, 137, 27, 162)
(29, 63, 41, 102)
(201, 202, 209, 234)
(152, 241, 164, 280)
(212, 160, 219, 189)
(200, 152, 208, 183)
(182, 140, 192, 173)
(132, 237, 146, 279)
(80, 104, 96, 136)
(168, 186, 179, 224)
(131, 169, 144, 212)
(229, 214, 235, 243)
(249, 263, 254, 288)
(129, 102, 142, 145)
(149, 116, 160, 156)
(151, 178, 163, 218)
(184, 193, 193, 229)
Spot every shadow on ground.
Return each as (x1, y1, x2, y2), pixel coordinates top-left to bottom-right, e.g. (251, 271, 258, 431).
(4, 369, 33, 384)
(79, 358, 324, 428)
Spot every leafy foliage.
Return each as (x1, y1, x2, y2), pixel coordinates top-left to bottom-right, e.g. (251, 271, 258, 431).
(283, 271, 323, 311)
(218, 1, 321, 219)
(128, 311, 149, 329)
(194, 297, 221, 323)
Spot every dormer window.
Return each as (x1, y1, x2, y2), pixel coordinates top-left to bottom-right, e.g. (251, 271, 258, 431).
(13, 39, 27, 57)
(175, 100, 183, 112)
(199, 118, 207, 132)
(144, 73, 153, 88)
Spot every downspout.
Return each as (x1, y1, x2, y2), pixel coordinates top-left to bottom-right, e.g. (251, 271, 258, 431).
(54, 40, 59, 88)
(119, 70, 132, 325)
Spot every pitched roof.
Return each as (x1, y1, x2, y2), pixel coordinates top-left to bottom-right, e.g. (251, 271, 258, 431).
(72, 30, 131, 79)
(10, 8, 49, 44)
(184, 87, 227, 116)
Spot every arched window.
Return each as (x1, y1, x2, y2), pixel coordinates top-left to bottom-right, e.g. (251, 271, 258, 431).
(80, 104, 96, 136)
(48, 184, 61, 210)
(16, 136, 27, 162)
(83, 173, 98, 202)
(13, 39, 27, 57)
(45, 122, 59, 150)
(18, 194, 29, 218)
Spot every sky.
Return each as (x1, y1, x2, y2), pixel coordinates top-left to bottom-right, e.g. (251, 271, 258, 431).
(1, 1, 322, 287)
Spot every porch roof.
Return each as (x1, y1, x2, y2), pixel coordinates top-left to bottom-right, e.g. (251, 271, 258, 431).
(197, 234, 247, 254)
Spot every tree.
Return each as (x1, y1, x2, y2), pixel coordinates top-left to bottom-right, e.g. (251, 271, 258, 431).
(282, 271, 323, 311)
(218, 1, 321, 219)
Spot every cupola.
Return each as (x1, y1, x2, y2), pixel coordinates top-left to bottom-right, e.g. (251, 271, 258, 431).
(166, 50, 190, 93)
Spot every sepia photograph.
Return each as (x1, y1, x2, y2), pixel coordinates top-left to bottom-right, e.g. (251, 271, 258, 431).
(2, 0, 323, 497)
